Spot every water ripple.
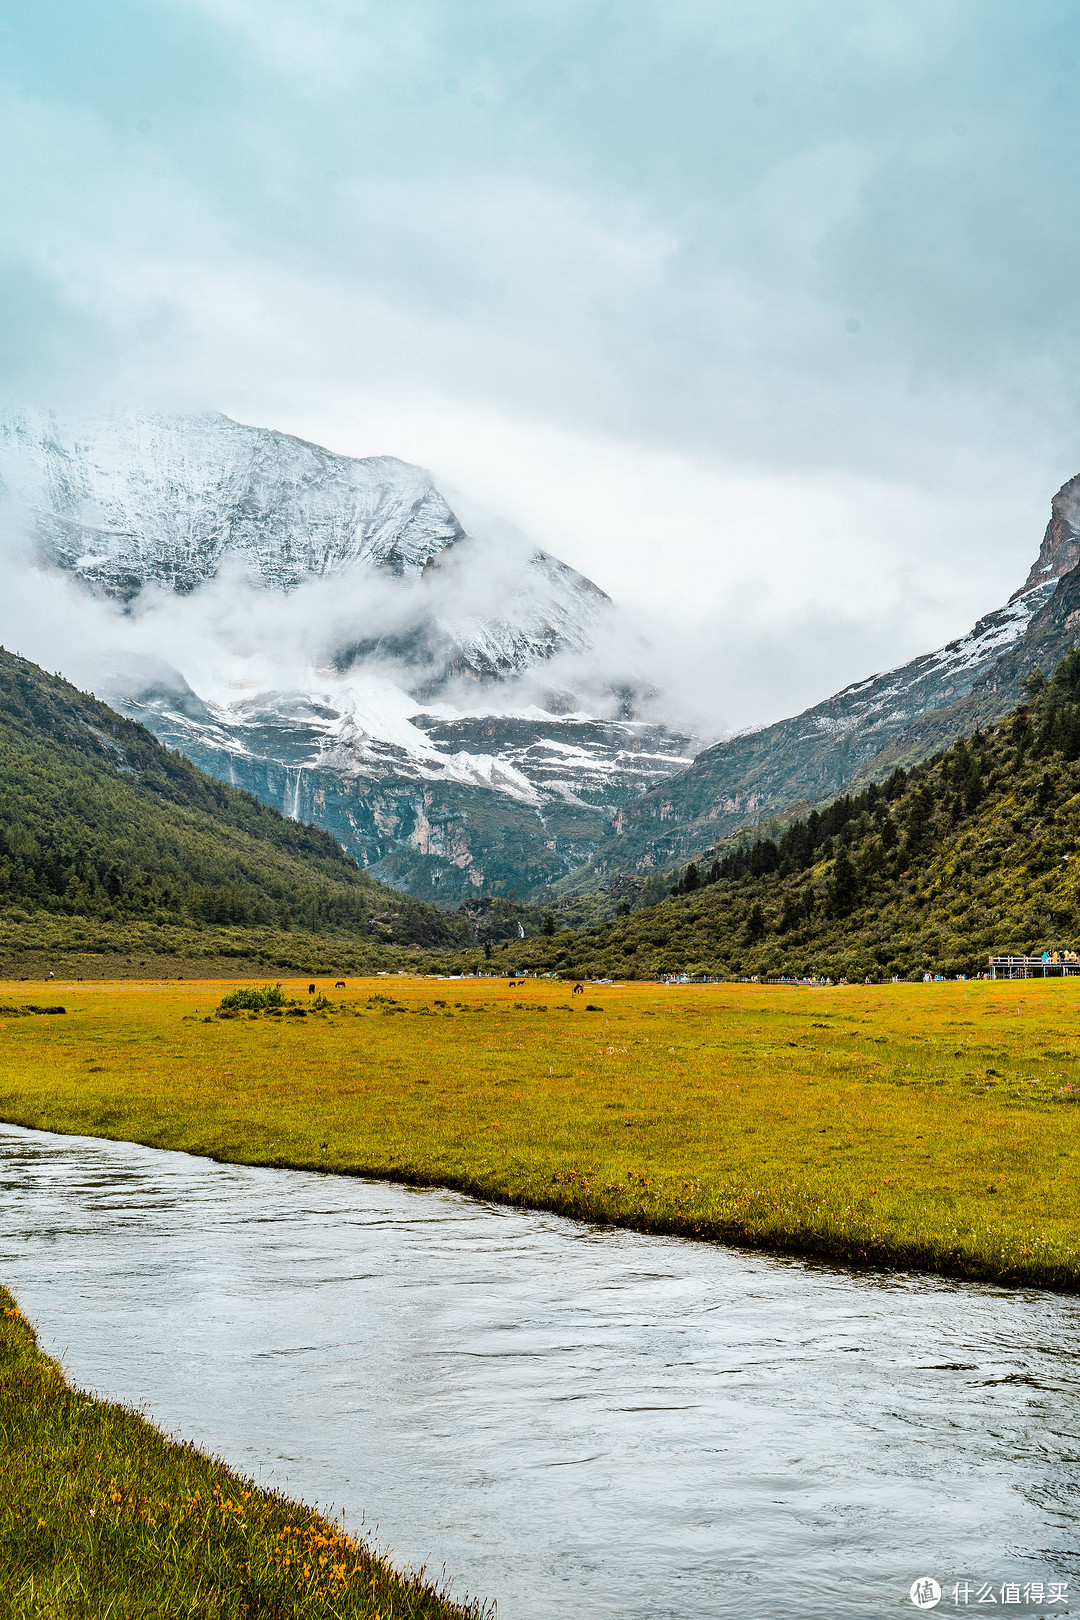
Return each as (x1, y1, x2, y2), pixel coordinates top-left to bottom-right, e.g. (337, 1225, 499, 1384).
(2, 1123, 1079, 1618)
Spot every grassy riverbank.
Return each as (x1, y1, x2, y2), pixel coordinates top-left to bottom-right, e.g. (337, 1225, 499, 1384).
(2, 976, 1079, 1290)
(0, 1288, 484, 1620)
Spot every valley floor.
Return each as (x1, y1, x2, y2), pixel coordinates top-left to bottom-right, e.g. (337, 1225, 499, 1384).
(2, 976, 1078, 1290)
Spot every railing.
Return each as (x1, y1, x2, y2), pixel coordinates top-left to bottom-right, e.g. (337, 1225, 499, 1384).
(988, 955, 1080, 980)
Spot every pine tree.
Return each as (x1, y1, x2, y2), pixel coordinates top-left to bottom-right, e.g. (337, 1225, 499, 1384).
(829, 848, 859, 916)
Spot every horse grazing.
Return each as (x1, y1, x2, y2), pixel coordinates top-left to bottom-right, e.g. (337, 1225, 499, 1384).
(307, 983, 316, 995)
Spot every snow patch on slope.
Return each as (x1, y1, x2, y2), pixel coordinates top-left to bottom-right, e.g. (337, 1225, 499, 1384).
(736, 579, 1056, 745)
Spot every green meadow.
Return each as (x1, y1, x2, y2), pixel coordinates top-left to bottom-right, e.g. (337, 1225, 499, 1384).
(2, 973, 1078, 1290)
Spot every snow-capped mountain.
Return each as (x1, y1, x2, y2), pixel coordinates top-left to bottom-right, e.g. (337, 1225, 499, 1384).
(0, 407, 609, 684)
(0, 407, 464, 592)
(0, 408, 692, 899)
(5, 406, 1077, 907)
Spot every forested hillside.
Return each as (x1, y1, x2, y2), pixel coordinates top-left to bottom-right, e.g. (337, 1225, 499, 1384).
(10, 638, 1080, 985)
(495, 652, 1080, 982)
(0, 649, 466, 951)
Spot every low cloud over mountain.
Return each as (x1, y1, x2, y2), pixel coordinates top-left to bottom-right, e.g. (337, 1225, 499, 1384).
(0, 408, 696, 900)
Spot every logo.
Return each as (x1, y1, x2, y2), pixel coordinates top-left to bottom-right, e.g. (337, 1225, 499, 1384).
(911, 1578, 942, 1609)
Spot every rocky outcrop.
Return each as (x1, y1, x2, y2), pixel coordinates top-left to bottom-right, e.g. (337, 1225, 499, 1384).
(1012, 473, 1080, 600)
(126, 678, 695, 901)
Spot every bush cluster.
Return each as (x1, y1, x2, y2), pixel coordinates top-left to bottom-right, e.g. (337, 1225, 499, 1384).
(219, 984, 287, 1011)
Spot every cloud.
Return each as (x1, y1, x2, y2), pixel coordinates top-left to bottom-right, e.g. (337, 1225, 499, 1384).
(0, 404, 1045, 758)
(0, 0, 1076, 728)
(0, 463, 628, 735)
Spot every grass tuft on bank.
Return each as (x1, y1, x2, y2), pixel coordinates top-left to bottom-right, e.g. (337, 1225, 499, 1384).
(0, 1287, 485, 1620)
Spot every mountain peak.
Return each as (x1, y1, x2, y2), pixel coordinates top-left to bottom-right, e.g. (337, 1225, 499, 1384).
(0, 407, 466, 598)
(1010, 471, 1080, 601)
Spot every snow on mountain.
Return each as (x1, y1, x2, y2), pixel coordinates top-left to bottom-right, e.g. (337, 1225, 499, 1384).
(5, 405, 1070, 906)
(0, 407, 611, 681)
(746, 579, 1057, 750)
(0, 406, 464, 591)
(574, 567, 1070, 886)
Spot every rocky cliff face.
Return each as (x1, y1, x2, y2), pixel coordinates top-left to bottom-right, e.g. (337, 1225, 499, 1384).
(0, 408, 692, 900)
(1012, 473, 1080, 600)
(121, 672, 694, 901)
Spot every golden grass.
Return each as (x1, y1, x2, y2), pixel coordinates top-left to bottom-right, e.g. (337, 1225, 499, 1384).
(2, 974, 1079, 1289)
(0, 1287, 486, 1619)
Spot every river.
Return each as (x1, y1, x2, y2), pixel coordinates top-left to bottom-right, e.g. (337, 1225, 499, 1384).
(2, 1123, 1077, 1617)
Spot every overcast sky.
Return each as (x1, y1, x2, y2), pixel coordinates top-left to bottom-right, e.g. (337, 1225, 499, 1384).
(3, 0, 1080, 728)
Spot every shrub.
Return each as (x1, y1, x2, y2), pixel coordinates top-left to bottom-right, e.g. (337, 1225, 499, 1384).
(219, 984, 287, 1012)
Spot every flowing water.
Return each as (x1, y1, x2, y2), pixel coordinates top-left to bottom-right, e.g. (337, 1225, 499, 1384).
(3, 1123, 1079, 1618)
